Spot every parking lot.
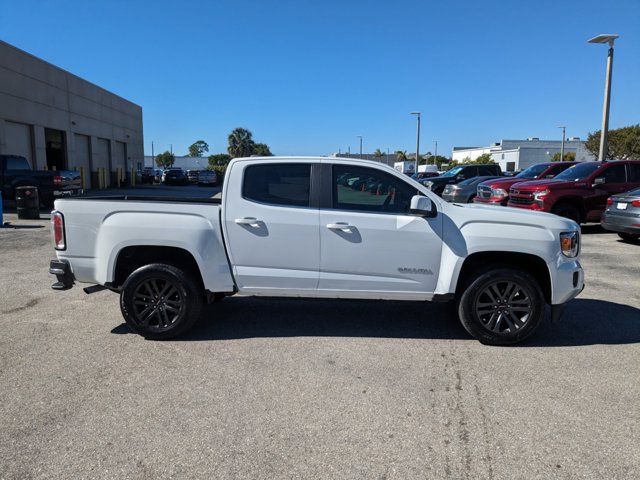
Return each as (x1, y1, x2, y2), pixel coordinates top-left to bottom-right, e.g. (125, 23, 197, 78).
(1, 197, 639, 479)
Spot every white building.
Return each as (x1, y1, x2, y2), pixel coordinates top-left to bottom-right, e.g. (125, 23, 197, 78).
(452, 138, 595, 172)
(0, 40, 144, 188)
(144, 155, 209, 170)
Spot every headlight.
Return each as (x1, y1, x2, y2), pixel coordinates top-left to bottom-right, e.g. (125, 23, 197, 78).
(560, 231, 579, 257)
(424, 181, 434, 190)
(533, 189, 550, 201)
(491, 188, 507, 197)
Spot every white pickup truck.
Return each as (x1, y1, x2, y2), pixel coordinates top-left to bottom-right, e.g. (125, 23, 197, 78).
(49, 156, 584, 345)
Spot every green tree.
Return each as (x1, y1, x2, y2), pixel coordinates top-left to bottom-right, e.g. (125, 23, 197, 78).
(471, 153, 494, 164)
(252, 143, 273, 156)
(585, 125, 640, 160)
(208, 153, 231, 167)
(188, 140, 209, 157)
(395, 150, 408, 161)
(551, 151, 576, 162)
(227, 127, 255, 158)
(155, 151, 175, 168)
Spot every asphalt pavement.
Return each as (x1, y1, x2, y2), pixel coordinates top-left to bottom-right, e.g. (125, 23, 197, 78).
(0, 200, 638, 479)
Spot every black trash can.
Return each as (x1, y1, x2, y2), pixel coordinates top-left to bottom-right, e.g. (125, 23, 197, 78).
(15, 186, 40, 220)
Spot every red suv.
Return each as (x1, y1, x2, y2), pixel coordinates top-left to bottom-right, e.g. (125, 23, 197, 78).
(507, 160, 640, 223)
(474, 162, 577, 206)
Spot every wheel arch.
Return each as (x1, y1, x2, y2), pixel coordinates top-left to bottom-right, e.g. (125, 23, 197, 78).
(551, 196, 586, 222)
(455, 251, 552, 304)
(112, 245, 205, 291)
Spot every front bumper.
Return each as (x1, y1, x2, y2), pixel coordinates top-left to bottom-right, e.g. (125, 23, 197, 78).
(550, 260, 584, 321)
(49, 259, 74, 290)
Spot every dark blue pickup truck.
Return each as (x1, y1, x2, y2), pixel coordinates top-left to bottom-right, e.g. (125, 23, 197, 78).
(1, 155, 82, 207)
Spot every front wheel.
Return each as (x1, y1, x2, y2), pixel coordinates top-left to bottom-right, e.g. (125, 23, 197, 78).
(551, 202, 581, 223)
(458, 268, 545, 345)
(120, 263, 203, 339)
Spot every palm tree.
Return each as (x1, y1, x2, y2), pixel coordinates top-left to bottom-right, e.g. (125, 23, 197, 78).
(373, 148, 383, 158)
(395, 150, 408, 161)
(227, 128, 255, 158)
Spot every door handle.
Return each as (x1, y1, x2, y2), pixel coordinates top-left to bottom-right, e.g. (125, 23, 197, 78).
(235, 217, 261, 226)
(327, 222, 353, 231)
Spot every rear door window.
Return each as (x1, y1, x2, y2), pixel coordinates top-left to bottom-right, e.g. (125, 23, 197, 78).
(243, 163, 311, 207)
(628, 163, 640, 182)
(4, 156, 30, 170)
(595, 164, 626, 184)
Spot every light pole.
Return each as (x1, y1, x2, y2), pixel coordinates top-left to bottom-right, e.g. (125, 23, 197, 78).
(588, 34, 619, 161)
(434, 140, 438, 162)
(410, 112, 421, 174)
(357, 136, 363, 159)
(558, 126, 566, 161)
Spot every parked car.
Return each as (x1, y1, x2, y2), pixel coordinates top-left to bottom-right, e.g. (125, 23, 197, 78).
(422, 164, 502, 196)
(140, 167, 155, 184)
(411, 171, 439, 181)
(162, 168, 188, 185)
(475, 162, 577, 206)
(507, 160, 640, 223)
(49, 156, 584, 346)
(442, 176, 501, 203)
(1, 154, 81, 207)
(186, 169, 200, 183)
(601, 187, 640, 242)
(197, 169, 218, 186)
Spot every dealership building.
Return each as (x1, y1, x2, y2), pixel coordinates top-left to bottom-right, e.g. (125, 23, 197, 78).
(452, 138, 595, 172)
(0, 40, 143, 188)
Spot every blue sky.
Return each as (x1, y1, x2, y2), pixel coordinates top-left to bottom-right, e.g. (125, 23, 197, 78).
(1, 0, 638, 157)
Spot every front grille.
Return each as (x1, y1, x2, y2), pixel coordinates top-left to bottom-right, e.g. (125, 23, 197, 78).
(478, 185, 492, 199)
(509, 195, 534, 205)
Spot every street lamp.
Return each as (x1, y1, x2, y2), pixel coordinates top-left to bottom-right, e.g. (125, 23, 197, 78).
(588, 33, 619, 161)
(410, 112, 421, 174)
(558, 126, 566, 161)
(357, 136, 363, 159)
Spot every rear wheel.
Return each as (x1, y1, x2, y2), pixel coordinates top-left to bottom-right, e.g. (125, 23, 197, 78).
(458, 267, 545, 345)
(618, 232, 640, 243)
(120, 263, 203, 339)
(551, 202, 581, 223)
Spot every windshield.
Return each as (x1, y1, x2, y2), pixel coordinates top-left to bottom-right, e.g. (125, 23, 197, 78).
(441, 166, 464, 177)
(516, 163, 548, 179)
(554, 163, 600, 181)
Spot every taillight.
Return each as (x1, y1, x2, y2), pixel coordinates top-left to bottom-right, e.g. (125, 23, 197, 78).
(54, 175, 62, 187)
(606, 198, 613, 206)
(632, 200, 640, 207)
(51, 211, 66, 250)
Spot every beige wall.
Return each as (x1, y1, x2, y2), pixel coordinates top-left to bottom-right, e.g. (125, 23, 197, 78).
(0, 40, 143, 188)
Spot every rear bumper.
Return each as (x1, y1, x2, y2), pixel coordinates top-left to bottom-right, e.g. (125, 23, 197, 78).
(49, 259, 75, 290)
(602, 214, 640, 234)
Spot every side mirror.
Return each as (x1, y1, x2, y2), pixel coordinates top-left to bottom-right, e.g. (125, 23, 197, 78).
(593, 177, 606, 186)
(456, 174, 465, 181)
(410, 195, 435, 217)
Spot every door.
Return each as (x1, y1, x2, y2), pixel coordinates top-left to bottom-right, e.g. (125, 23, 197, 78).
(319, 164, 442, 298)
(95, 138, 111, 187)
(223, 161, 320, 292)
(73, 134, 91, 188)
(587, 163, 629, 219)
(44, 128, 66, 171)
(5, 122, 33, 168)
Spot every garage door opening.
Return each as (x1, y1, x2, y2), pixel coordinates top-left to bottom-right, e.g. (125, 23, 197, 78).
(45, 128, 66, 171)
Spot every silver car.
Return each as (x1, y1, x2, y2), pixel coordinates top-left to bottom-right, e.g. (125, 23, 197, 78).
(602, 187, 640, 242)
(197, 169, 218, 186)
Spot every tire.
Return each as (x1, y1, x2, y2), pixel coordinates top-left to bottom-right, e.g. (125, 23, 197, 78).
(120, 263, 203, 340)
(618, 232, 640, 243)
(551, 202, 581, 223)
(467, 194, 476, 204)
(457, 267, 545, 346)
